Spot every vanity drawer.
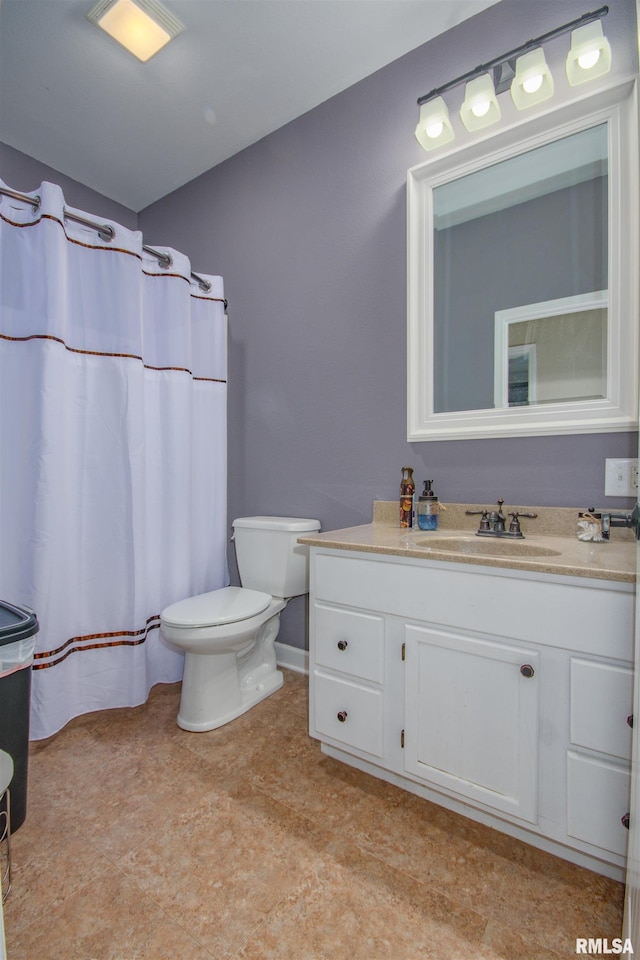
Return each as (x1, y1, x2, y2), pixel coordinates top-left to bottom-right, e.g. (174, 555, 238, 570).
(313, 671, 383, 757)
(567, 752, 631, 857)
(570, 658, 633, 761)
(314, 603, 383, 683)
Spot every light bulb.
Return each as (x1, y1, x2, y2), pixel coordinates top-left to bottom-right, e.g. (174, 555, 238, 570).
(414, 98, 454, 151)
(471, 100, 491, 118)
(522, 74, 543, 94)
(578, 48, 601, 70)
(460, 73, 500, 131)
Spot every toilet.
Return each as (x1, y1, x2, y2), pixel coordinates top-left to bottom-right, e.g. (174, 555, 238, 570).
(160, 516, 320, 731)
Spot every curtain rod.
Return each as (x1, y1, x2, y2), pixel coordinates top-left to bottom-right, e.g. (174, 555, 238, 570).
(0, 186, 223, 303)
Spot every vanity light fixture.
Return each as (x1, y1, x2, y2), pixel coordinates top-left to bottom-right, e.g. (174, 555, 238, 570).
(86, 0, 184, 62)
(566, 20, 612, 85)
(415, 6, 611, 152)
(414, 97, 455, 151)
(511, 48, 554, 110)
(460, 73, 501, 131)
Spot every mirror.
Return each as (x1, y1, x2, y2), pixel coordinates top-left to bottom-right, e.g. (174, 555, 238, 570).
(407, 80, 638, 441)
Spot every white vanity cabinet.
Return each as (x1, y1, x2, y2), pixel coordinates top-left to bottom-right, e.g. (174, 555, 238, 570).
(308, 546, 635, 880)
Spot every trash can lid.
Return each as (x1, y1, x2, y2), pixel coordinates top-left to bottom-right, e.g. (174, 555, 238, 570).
(0, 601, 39, 646)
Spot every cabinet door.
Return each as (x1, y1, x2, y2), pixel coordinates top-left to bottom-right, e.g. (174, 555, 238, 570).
(404, 624, 540, 823)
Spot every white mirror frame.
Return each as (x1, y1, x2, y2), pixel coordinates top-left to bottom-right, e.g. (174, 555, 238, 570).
(407, 80, 639, 442)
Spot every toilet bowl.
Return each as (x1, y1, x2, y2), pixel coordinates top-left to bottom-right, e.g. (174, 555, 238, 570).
(160, 516, 320, 731)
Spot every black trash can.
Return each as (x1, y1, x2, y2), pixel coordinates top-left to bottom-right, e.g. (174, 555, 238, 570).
(0, 601, 38, 832)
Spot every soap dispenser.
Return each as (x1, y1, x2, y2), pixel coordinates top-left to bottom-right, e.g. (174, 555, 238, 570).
(399, 467, 415, 528)
(416, 480, 439, 531)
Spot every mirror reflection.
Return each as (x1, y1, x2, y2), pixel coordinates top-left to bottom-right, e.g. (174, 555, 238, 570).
(432, 124, 608, 414)
(495, 291, 608, 408)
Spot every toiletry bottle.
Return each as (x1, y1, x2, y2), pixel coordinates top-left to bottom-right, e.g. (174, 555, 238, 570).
(416, 480, 439, 531)
(399, 467, 415, 528)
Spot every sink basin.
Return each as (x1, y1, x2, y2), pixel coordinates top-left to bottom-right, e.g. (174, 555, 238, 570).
(414, 536, 562, 558)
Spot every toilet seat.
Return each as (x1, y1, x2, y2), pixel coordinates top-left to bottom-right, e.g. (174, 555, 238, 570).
(161, 586, 272, 629)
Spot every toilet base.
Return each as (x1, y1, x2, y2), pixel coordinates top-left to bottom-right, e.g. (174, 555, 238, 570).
(177, 667, 283, 732)
(176, 610, 285, 732)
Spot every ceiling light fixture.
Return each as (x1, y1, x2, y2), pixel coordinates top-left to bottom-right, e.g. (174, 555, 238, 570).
(86, 0, 184, 62)
(415, 6, 610, 153)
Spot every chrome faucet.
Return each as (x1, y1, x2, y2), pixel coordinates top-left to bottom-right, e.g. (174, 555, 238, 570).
(466, 499, 538, 539)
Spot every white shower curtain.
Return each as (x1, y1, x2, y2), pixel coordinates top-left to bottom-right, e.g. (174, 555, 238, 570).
(0, 180, 228, 740)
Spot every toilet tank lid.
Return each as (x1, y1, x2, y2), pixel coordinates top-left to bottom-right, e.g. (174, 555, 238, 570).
(232, 516, 321, 532)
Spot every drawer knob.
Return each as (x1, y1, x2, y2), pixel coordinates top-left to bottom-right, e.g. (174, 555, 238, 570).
(628, 714, 634, 729)
(337, 710, 348, 723)
(337, 640, 348, 651)
(520, 664, 535, 679)
(622, 813, 631, 830)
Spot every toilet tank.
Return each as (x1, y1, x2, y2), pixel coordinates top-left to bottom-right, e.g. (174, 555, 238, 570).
(232, 516, 321, 598)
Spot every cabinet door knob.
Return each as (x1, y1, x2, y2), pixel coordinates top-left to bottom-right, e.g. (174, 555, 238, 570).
(627, 714, 634, 729)
(337, 640, 348, 651)
(622, 813, 630, 830)
(337, 710, 348, 722)
(520, 664, 535, 678)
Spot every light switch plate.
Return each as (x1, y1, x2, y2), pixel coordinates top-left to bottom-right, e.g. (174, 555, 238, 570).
(604, 458, 639, 497)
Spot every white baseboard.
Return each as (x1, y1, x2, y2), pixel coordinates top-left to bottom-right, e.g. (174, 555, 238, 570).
(275, 641, 308, 675)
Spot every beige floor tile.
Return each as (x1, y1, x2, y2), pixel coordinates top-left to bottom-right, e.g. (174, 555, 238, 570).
(118, 781, 333, 958)
(3, 793, 114, 937)
(29, 719, 242, 861)
(480, 919, 567, 960)
(490, 858, 624, 956)
(236, 840, 509, 960)
(6, 871, 216, 960)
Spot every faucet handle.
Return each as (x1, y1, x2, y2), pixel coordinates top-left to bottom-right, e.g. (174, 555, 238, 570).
(465, 508, 491, 533)
(508, 513, 522, 536)
(477, 510, 491, 532)
(508, 510, 538, 539)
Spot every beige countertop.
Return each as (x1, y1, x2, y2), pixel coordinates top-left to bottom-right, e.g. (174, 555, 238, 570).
(299, 502, 637, 583)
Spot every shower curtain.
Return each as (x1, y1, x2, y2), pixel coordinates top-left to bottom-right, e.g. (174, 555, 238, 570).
(0, 180, 228, 740)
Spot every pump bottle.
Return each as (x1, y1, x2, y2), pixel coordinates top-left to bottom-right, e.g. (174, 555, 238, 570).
(416, 480, 439, 530)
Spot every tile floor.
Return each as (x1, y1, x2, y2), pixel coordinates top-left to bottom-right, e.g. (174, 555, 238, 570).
(4, 670, 624, 960)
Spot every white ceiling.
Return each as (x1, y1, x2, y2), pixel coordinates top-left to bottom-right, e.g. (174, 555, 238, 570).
(0, 0, 499, 212)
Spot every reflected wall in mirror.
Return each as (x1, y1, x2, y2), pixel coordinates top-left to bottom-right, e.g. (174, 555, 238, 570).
(407, 80, 638, 441)
(494, 291, 608, 408)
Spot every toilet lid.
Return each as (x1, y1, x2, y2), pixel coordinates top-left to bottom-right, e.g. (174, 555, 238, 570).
(161, 587, 272, 628)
